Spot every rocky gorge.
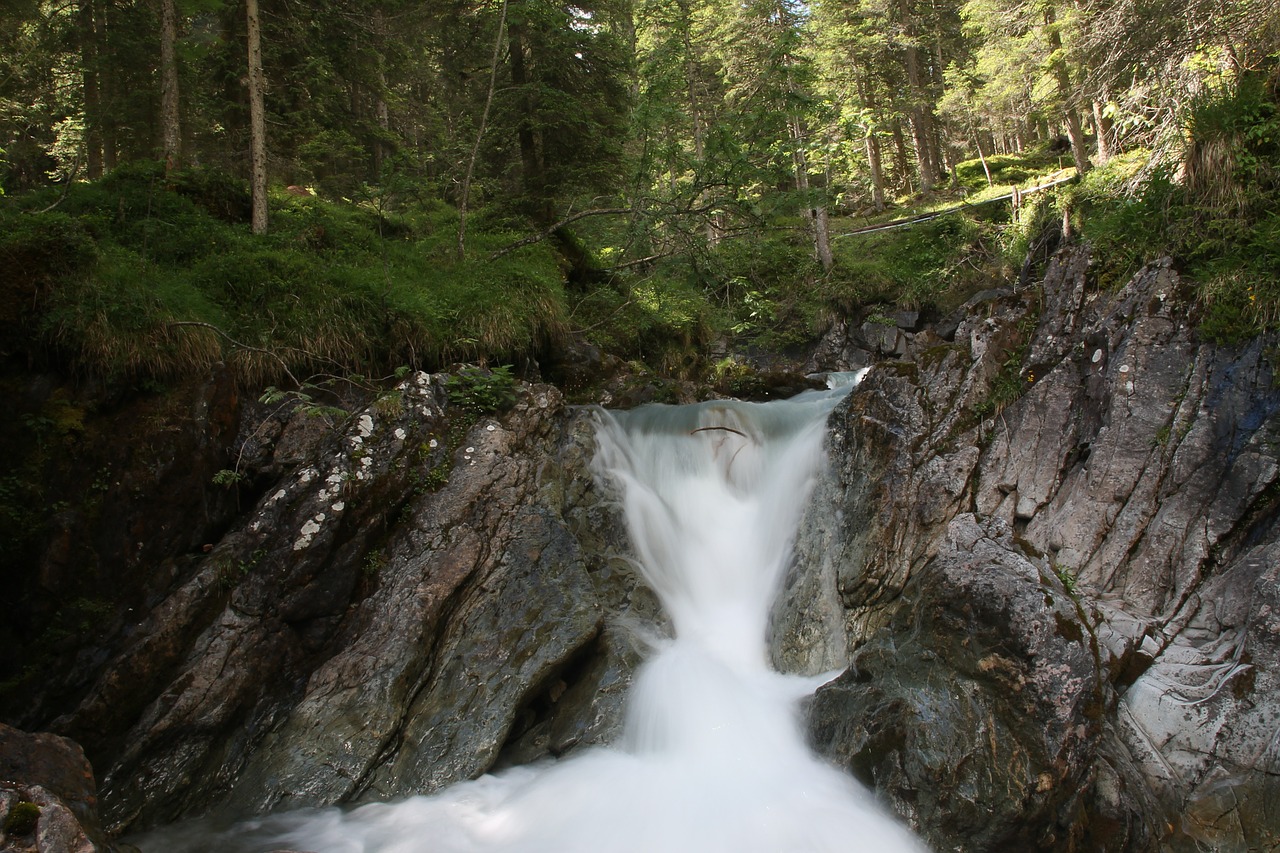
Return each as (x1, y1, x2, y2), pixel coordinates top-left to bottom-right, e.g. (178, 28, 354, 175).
(2, 243, 1278, 851)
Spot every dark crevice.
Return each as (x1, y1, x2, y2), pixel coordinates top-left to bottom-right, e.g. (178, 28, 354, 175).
(492, 625, 607, 769)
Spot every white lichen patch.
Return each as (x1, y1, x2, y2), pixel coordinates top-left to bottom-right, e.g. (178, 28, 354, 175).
(298, 467, 317, 485)
(395, 427, 407, 441)
(429, 438, 439, 449)
(293, 512, 328, 550)
(358, 414, 375, 437)
(332, 501, 345, 512)
(486, 424, 496, 432)
(269, 489, 288, 504)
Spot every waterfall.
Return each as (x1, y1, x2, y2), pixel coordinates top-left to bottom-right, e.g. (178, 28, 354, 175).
(135, 383, 922, 852)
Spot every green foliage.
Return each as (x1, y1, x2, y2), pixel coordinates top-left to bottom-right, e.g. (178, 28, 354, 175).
(446, 365, 518, 413)
(1053, 563, 1079, 595)
(0, 210, 98, 284)
(212, 469, 246, 488)
(826, 215, 989, 313)
(1068, 75, 1280, 341)
(1, 170, 571, 384)
(953, 149, 1066, 194)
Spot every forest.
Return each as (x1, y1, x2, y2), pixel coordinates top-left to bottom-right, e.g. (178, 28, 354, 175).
(1, 0, 1278, 385)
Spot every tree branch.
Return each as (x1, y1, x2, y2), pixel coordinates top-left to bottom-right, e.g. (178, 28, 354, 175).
(167, 321, 301, 387)
(487, 207, 637, 261)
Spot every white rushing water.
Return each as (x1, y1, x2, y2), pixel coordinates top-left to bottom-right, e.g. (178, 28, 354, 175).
(137, 383, 923, 853)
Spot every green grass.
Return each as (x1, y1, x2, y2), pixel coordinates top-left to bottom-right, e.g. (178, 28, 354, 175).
(1, 163, 573, 385)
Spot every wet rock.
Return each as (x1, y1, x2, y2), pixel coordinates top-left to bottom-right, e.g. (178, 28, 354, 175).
(44, 373, 645, 835)
(809, 514, 1102, 851)
(0, 724, 116, 852)
(781, 245, 1280, 850)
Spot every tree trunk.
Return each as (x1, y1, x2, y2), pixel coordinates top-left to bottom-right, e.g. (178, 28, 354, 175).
(972, 124, 993, 187)
(676, 0, 717, 246)
(859, 78, 886, 211)
(159, 0, 182, 172)
(246, 0, 268, 234)
(373, 9, 391, 176)
(457, 0, 508, 259)
(507, 19, 544, 214)
(1092, 100, 1111, 163)
(898, 0, 935, 193)
(790, 117, 832, 272)
(80, 0, 104, 179)
(891, 119, 913, 195)
(1044, 6, 1090, 175)
(866, 131, 886, 211)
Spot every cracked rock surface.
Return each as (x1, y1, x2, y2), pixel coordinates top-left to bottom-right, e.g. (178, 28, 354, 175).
(782, 246, 1280, 851)
(38, 374, 646, 834)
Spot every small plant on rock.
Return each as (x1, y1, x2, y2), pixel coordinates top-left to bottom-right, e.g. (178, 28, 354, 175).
(446, 365, 517, 413)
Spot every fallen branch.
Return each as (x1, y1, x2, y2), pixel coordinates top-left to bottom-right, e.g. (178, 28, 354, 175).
(691, 425, 749, 439)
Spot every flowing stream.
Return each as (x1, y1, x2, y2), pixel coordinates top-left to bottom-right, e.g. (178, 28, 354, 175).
(137, 384, 923, 852)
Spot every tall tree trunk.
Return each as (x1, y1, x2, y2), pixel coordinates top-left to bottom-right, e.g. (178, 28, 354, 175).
(898, 0, 935, 193)
(100, 1, 118, 170)
(159, 0, 182, 172)
(859, 78, 886, 211)
(891, 119, 913, 195)
(866, 130, 886, 211)
(372, 9, 391, 176)
(790, 117, 832, 272)
(507, 19, 544, 215)
(458, 0, 508, 259)
(676, 0, 717, 246)
(80, 0, 104, 179)
(1092, 100, 1112, 163)
(246, 0, 268, 234)
(972, 123, 993, 187)
(1044, 6, 1090, 175)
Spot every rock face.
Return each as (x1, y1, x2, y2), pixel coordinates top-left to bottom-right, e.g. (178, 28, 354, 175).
(0, 723, 117, 852)
(782, 246, 1280, 851)
(22, 373, 647, 834)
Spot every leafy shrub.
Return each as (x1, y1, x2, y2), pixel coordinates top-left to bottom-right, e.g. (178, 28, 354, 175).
(0, 211, 98, 287)
(446, 365, 518, 412)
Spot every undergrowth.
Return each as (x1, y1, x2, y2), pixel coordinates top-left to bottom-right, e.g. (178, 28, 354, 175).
(1069, 71, 1280, 342)
(0, 161, 572, 385)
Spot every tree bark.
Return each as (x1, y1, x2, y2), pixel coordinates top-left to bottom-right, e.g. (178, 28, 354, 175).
(458, 0, 508, 259)
(898, 0, 936, 193)
(676, 0, 718, 246)
(372, 9, 391, 176)
(866, 131, 886, 211)
(80, 0, 104, 179)
(506, 18, 544, 214)
(891, 119, 913, 195)
(159, 0, 182, 172)
(246, 0, 268, 234)
(790, 117, 832, 272)
(1044, 6, 1090, 175)
(1092, 100, 1111, 163)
